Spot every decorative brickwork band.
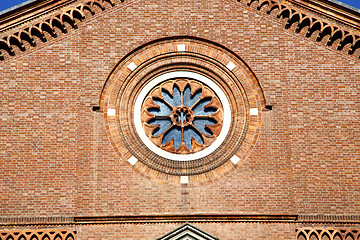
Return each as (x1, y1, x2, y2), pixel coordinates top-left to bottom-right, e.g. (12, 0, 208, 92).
(297, 228, 360, 240)
(237, 0, 360, 59)
(298, 215, 360, 223)
(0, 230, 76, 240)
(0, 0, 118, 60)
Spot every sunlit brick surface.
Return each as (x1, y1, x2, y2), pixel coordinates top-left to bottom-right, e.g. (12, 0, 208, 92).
(0, 0, 359, 238)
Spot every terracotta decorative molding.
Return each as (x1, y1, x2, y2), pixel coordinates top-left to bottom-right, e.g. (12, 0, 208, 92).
(0, 229, 76, 240)
(237, 0, 360, 58)
(297, 228, 360, 240)
(0, 0, 118, 60)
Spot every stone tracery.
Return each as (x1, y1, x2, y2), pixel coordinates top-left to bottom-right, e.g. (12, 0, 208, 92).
(141, 78, 223, 154)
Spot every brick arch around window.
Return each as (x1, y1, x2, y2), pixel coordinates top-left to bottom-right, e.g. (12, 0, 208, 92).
(99, 36, 266, 184)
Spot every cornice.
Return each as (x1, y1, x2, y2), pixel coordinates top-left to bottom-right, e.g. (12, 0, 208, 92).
(0, 0, 80, 33)
(238, 0, 360, 59)
(0, 0, 119, 61)
(285, 0, 360, 32)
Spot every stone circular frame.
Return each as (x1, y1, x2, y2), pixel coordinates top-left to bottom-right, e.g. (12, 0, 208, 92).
(100, 37, 265, 184)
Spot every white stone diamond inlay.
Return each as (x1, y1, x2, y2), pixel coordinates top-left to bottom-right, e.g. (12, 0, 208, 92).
(250, 108, 258, 116)
(128, 156, 138, 166)
(107, 108, 116, 116)
(180, 176, 189, 184)
(177, 44, 185, 52)
(127, 62, 137, 71)
(230, 155, 240, 164)
(226, 61, 236, 71)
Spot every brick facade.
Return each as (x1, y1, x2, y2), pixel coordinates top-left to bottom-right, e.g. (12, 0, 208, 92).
(0, 0, 359, 239)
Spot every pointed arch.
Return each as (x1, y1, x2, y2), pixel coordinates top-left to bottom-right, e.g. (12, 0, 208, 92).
(338, 34, 357, 51)
(321, 231, 332, 240)
(19, 30, 37, 47)
(327, 28, 346, 46)
(0, 39, 15, 56)
(297, 231, 307, 240)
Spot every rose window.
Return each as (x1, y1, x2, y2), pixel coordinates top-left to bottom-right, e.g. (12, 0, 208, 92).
(141, 78, 224, 154)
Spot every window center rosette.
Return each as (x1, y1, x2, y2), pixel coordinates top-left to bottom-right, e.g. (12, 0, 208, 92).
(141, 78, 223, 154)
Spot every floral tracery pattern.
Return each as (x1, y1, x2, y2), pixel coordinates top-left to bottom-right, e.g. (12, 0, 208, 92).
(141, 78, 223, 154)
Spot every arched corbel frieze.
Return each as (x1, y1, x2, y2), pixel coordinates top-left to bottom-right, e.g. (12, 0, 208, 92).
(0, 0, 119, 60)
(238, 0, 360, 59)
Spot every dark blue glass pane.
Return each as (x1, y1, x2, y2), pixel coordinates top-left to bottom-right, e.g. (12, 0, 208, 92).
(183, 84, 202, 107)
(162, 126, 182, 149)
(147, 118, 172, 136)
(162, 85, 181, 107)
(192, 98, 216, 115)
(148, 98, 172, 116)
(193, 118, 217, 135)
(183, 126, 203, 149)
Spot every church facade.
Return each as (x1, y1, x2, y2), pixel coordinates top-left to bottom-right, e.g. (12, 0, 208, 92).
(0, 0, 359, 239)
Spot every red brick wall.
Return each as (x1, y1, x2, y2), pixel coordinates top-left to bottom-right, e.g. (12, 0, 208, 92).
(0, 0, 359, 238)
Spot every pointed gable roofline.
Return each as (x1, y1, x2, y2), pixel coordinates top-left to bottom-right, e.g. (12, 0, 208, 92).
(156, 223, 219, 240)
(238, 0, 360, 58)
(0, 0, 118, 60)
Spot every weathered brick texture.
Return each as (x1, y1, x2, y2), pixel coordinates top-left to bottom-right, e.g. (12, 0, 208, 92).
(0, 0, 359, 238)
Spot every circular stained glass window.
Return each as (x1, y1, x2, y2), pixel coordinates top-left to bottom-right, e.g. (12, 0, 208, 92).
(141, 78, 223, 154)
(134, 71, 231, 161)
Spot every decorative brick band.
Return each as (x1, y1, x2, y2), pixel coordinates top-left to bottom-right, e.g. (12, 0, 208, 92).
(298, 215, 360, 223)
(237, 0, 360, 59)
(0, 229, 76, 240)
(297, 228, 360, 240)
(0, 0, 118, 60)
(0, 217, 74, 225)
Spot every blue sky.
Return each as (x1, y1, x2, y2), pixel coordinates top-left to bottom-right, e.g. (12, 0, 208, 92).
(0, 0, 359, 14)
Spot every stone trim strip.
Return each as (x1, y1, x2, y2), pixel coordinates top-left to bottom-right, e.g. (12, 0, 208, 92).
(296, 228, 360, 240)
(237, 0, 360, 59)
(0, 229, 76, 240)
(0, 0, 118, 61)
(74, 214, 298, 224)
